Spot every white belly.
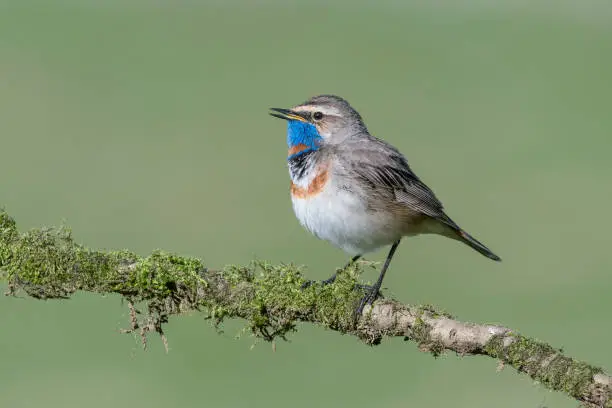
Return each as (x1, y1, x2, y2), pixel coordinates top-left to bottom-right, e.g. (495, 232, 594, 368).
(291, 182, 403, 256)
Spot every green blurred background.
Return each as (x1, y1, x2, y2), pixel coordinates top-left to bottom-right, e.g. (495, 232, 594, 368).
(1, 1, 611, 407)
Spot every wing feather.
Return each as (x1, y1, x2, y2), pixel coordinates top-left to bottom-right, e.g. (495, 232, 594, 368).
(343, 138, 451, 222)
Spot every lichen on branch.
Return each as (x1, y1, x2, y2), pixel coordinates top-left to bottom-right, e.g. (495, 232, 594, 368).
(0, 209, 610, 407)
(0, 209, 363, 341)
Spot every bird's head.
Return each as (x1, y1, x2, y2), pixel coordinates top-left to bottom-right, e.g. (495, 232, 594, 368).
(270, 94, 366, 158)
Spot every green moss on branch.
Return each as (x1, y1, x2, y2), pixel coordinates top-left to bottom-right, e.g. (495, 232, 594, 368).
(1, 209, 610, 407)
(0, 209, 362, 341)
(485, 334, 606, 405)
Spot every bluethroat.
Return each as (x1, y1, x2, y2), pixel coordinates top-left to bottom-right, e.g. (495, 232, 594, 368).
(270, 95, 500, 315)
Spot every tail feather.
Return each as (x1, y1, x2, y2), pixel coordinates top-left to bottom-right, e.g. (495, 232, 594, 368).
(456, 229, 501, 262)
(430, 214, 501, 261)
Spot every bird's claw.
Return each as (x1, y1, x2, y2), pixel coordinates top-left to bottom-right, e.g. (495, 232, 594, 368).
(301, 276, 382, 318)
(300, 280, 316, 289)
(354, 286, 382, 317)
(353, 283, 374, 292)
(301, 278, 331, 289)
(321, 276, 337, 285)
(301, 274, 337, 289)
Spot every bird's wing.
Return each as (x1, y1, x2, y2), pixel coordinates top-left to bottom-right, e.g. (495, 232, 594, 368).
(344, 139, 452, 222)
(354, 162, 445, 218)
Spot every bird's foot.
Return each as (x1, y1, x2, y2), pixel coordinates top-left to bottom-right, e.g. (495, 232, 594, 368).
(300, 280, 318, 289)
(353, 283, 374, 292)
(354, 286, 382, 317)
(301, 256, 363, 290)
(301, 274, 337, 289)
(321, 275, 337, 285)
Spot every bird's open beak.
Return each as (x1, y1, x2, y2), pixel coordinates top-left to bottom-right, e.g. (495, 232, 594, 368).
(269, 108, 307, 122)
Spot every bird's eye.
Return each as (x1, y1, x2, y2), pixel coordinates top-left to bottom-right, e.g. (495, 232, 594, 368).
(312, 111, 324, 121)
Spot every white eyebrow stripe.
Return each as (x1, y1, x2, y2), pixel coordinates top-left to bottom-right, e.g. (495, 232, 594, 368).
(292, 105, 342, 116)
(291, 105, 317, 112)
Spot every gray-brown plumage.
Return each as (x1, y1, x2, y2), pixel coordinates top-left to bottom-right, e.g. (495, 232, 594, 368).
(269, 94, 500, 313)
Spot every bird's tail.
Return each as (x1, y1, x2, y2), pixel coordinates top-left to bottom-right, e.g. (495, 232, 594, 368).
(454, 228, 501, 262)
(427, 215, 501, 261)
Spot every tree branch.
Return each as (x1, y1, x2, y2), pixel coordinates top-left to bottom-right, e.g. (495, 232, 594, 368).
(0, 209, 610, 407)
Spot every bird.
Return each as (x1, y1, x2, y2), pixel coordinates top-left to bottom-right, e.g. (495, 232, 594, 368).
(269, 94, 500, 315)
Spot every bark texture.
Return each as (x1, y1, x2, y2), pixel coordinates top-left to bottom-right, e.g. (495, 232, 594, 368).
(0, 209, 610, 407)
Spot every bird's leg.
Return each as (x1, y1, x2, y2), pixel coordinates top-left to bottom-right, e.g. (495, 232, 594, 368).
(301, 254, 361, 289)
(355, 240, 401, 317)
(322, 254, 361, 285)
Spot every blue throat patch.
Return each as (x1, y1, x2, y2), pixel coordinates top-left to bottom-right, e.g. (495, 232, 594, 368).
(286, 120, 323, 160)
